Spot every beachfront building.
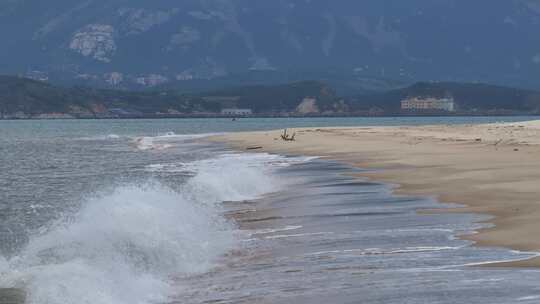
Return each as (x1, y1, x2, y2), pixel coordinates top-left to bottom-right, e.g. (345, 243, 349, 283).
(221, 108, 253, 116)
(401, 96, 456, 112)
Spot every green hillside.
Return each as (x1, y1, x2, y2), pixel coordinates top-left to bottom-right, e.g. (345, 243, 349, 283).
(0, 76, 340, 118)
(2, 76, 540, 118)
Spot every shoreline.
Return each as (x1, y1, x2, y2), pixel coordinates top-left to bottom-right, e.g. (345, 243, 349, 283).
(0, 114, 539, 121)
(213, 120, 540, 267)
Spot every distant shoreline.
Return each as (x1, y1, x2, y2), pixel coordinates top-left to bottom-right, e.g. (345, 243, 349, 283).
(216, 120, 540, 267)
(2, 113, 539, 121)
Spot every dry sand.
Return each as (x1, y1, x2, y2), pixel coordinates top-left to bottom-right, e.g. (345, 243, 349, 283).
(214, 120, 540, 267)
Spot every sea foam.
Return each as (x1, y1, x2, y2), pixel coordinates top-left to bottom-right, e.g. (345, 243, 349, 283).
(0, 152, 293, 304)
(133, 133, 220, 151)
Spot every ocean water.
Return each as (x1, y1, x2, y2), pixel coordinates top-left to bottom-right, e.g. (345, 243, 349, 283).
(1, 117, 540, 304)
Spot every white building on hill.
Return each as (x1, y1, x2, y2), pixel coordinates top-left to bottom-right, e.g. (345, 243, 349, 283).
(401, 96, 455, 112)
(221, 108, 253, 116)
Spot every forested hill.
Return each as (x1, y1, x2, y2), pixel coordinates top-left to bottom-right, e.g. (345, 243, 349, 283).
(200, 81, 344, 113)
(0, 76, 341, 118)
(0, 76, 211, 117)
(2, 76, 540, 118)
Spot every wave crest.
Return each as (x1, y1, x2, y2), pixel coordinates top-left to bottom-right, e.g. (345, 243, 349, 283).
(1, 183, 235, 304)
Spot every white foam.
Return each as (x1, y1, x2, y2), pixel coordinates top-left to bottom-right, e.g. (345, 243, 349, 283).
(265, 232, 333, 240)
(455, 254, 540, 268)
(0, 151, 305, 304)
(132, 133, 220, 151)
(308, 246, 462, 257)
(78, 134, 122, 141)
(518, 295, 540, 301)
(182, 154, 285, 202)
(0, 183, 236, 304)
(144, 163, 189, 173)
(249, 225, 303, 236)
(133, 137, 172, 151)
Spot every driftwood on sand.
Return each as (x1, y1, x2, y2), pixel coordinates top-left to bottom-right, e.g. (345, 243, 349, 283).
(280, 129, 296, 141)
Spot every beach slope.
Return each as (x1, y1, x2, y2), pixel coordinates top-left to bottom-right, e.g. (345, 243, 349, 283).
(216, 120, 540, 267)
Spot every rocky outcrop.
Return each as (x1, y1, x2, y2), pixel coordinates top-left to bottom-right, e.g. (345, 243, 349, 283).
(135, 74, 169, 87)
(168, 27, 201, 51)
(118, 8, 179, 35)
(296, 97, 320, 114)
(69, 24, 116, 62)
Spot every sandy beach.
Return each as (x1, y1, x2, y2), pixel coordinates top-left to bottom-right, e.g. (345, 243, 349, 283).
(216, 120, 540, 267)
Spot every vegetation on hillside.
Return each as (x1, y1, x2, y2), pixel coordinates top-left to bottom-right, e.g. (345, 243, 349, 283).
(0, 76, 340, 117)
(2, 76, 540, 118)
(203, 81, 341, 113)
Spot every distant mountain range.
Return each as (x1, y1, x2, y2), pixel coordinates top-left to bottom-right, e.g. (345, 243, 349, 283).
(2, 76, 540, 119)
(3, 0, 540, 90)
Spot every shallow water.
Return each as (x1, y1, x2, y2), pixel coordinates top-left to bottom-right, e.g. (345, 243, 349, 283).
(172, 160, 540, 304)
(1, 117, 540, 304)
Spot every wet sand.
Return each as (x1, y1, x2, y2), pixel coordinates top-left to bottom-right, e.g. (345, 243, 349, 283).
(214, 120, 540, 267)
(172, 159, 540, 303)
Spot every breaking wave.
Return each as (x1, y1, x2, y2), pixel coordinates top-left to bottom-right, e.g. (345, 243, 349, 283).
(132, 133, 220, 151)
(0, 152, 296, 304)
